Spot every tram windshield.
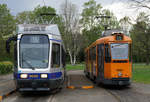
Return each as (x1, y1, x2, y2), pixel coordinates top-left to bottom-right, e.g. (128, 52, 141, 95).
(19, 35, 49, 69)
(111, 43, 128, 59)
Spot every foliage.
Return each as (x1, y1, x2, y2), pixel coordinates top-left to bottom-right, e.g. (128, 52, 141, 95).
(0, 61, 13, 74)
(16, 5, 56, 24)
(80, 0, 120, 47)
(129, 0, 150, 10)
(119, 16, 132, 35)
(130, 12, 150, 65)
(0, 4, 15, 61)
(0, 4, 16, 37)
(60, 0, 83, 65)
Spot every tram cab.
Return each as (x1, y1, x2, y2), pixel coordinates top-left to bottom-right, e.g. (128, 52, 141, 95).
(6, 24, 66, 91)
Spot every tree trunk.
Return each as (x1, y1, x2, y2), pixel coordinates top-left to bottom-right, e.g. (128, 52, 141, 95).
(73, 54, 76, 65)
(68, 50, 73, 65)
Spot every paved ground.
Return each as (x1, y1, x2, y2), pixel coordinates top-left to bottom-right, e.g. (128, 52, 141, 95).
(1, 70, 150, 102)
(0, 74, 15, 97)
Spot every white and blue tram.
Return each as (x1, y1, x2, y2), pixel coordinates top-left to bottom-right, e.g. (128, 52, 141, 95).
(6, 24, 66, 92)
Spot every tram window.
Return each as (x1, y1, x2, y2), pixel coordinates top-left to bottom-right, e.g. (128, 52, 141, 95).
(92, 47, 96, 61)
(19, 35, 49, 68)
(89, 49, 92, 61)
(105, 44, 111, 62)
(111, 43, 128, 59)
(51, 43, 60, 68)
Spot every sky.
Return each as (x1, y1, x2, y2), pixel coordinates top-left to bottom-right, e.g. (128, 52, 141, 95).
(0, 0, 149, 21)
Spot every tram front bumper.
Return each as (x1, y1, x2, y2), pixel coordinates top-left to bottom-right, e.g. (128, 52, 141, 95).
(16, 79, 62, 91)
(103, 78, 131, 85)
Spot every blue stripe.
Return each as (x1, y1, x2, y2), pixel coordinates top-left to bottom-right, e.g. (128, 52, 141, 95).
(49, 39, 62, 42)
(16, 72, 62, 79)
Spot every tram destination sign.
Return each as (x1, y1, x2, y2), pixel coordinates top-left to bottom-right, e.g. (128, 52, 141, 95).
(24, 26, 46, 32)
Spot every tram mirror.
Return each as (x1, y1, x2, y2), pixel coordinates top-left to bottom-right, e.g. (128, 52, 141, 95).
(6, 36, 17, 53)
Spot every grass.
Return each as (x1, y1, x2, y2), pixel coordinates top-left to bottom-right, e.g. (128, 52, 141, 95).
(66, 64, 85, 71)
(66, 63, 150, 84)
(132, 64, 150, 84)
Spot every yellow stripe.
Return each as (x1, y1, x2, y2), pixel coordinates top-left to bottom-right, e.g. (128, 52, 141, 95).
(0, 96, 2, 101)
(82, 86, 94, 89)
(67, 86, 75, 89)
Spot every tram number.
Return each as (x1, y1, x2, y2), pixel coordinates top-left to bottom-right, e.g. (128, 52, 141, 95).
(29, 75, 38, 78)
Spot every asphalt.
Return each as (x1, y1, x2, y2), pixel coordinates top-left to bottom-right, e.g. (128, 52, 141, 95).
(1, 70, 150, 102)
(0, 73, 16, 101)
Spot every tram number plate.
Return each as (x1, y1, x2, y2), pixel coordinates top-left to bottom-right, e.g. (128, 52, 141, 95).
(29, 75, 38, 78)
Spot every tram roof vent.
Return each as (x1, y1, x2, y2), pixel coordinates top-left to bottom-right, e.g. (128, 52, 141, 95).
(17, 24, 61, 35)
(102, 29, 125, 37)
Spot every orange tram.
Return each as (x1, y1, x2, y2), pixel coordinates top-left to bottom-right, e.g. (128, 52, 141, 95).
(84, 30, 132, 86)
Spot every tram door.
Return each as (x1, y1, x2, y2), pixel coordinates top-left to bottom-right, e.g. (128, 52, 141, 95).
(97, 44, 104, 82)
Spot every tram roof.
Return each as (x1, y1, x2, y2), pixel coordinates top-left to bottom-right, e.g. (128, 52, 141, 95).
(17, 24, 61, 35)
(102, 29, 125, 37)
(85, 32, 132, 52)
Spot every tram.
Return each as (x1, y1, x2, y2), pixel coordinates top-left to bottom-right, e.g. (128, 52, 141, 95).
(85, 30, 132, 85)
(6, 24, 66, 91)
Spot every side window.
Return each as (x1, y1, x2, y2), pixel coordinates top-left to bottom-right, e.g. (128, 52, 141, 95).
(92, 47, 96, 61)
(51, 43, 60, 68)
(105, 44, 111, 62)
(89, 49, 92, 61)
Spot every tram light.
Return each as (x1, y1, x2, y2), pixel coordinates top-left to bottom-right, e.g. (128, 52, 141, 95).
(41, 74, 48, 78)
(20, 74, 28, 79)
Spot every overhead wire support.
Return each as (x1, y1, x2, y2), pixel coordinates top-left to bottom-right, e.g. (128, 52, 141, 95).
(95, 15, 112, 30)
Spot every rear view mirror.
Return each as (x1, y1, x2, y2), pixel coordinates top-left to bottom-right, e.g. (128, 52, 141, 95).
(6, 36, 17, 53)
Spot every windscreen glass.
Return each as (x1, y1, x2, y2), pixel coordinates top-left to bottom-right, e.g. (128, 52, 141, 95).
(111, 43, 128, 59)
(19, 35, 49, 68)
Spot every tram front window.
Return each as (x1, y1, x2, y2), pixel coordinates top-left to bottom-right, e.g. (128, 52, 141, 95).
(111, 43, 128, 60)
(19, 35, 49, 68)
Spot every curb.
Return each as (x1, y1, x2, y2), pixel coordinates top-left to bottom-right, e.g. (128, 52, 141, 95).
(0, 89, 16, 102)
(67, 85, 94, 89)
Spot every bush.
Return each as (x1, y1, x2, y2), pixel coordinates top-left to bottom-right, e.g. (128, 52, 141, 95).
(0, 61, 13, 74)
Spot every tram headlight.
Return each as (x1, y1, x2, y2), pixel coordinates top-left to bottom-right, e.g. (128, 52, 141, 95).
(41, 74, 48, 78)
(20, 74, 28, 79)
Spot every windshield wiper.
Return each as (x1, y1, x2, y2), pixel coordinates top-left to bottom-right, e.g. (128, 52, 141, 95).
(22, 53, 35, 70)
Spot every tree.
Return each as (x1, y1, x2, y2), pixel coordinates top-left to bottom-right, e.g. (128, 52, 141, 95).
(130, 12, 150, 65)
(60, 0, 83, 65)
(119, 16, 132, 36)
(0, 4, 16, 61)
(16, 5, 57, 24)
(80, 0, 120, 46)
(16, 11, 35, 24)
(80, 0, 103, 30)
(33, 5, 56, 24)
(0, 4, 16, 37)
(129, 0, 150, 10)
